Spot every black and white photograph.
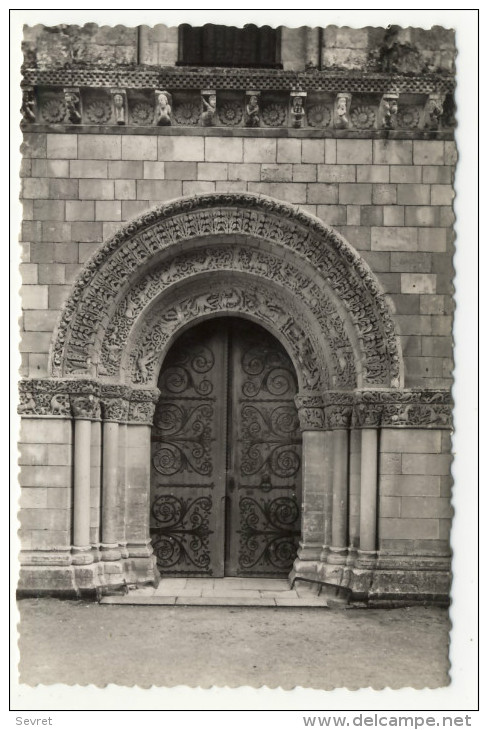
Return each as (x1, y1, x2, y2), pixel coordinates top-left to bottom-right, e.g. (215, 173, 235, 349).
(10, 5, 479, 720)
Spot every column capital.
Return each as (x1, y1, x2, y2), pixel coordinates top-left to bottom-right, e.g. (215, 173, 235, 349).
(323, 391, 354, 429)
(100, 384, 132, 422)
(128, 387, 161, 425)
(70, 393, 100, 420)
(295, 394, 325, 430)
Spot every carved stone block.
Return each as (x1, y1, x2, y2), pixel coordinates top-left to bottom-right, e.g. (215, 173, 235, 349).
(423, 93, 445, 130)
(155, 89, 172, 126)
(110, 88, 127, 125)
(290, 90, 306, 129)
(333, 93, 352, 129)
(63, 87, 82, 124)
(245, 90, 260, 127)
(377, 92, 399, 130)
(200, 89, 216, 127)
(21, 86, 36, 124)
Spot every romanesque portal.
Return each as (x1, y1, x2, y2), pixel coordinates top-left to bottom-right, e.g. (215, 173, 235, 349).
(19, 194, 452, 603)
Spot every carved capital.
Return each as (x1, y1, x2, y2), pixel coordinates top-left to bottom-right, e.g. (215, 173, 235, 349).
(100, 384, 132, 421)
(352, 402, 383, 428)
(128, 388, 161, 424)
(295, 394, 325, 430)
(70, 394, 100, 420)
(323, 391, 354, 429)
(100, 397, 130, 422)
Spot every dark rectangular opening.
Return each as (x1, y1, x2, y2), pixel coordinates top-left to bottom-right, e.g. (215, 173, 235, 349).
(177, 23, 282, 68)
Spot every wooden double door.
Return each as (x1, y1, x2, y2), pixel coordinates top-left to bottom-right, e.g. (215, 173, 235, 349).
(150, 318, 302, 578)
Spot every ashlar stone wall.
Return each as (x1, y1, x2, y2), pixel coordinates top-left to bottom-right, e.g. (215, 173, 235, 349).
(20, 131, 455, 390)
(17, 22, 456, 602)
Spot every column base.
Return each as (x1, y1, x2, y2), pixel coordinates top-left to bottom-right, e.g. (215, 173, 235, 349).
(17, 555, 160, 598)
(123, 554, 160, 588)
(289, 541, 322, 585)
(71, 545, 94, 565)
(100, 544, 122, 562)
(126, 540, 154, 558)
(312, 552, 451, 607)
(119, 542, 130, 559)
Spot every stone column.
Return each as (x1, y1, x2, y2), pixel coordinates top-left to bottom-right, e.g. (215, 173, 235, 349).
(330, 428, 349, 561)
(124, 389, 160, 585)
(117, 422, 129, 558)
(101, 421, 121, 561)
(319, 429, 334, 562)
(349, 396, 382, 599)
(291, 396, 326, 584)
(71, 394, 99, 565)
(318, 393, 353, 599)
(353, 398, 382, 560)
(359, 428, 379, 553)
(100, 388, 130, 562)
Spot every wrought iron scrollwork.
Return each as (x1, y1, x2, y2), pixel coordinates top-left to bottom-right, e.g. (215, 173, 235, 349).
(151, 494, 213, 571)
(160, 344, 215, 397)
(152, 403, 213, 476)
(241, 346, 297, 398)
(240, 404, 301, 478)
(238, 496, 300, 571)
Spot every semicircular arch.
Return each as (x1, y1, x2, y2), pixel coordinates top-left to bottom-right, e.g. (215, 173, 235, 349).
(50, 192, 403, 391)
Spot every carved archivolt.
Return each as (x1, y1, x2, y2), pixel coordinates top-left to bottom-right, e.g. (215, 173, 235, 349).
(128, 276, 327, 391)
(100, 244, 357, 390)
(50, 193, 402, 391)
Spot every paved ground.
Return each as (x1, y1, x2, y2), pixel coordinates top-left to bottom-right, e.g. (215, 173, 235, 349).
(101, 577, 329, 606)
(17, 596, 450, 690)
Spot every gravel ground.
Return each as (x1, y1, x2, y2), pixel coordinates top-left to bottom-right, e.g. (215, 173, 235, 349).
(17, 598, 450, 690)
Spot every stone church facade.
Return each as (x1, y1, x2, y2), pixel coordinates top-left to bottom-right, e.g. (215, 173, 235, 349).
(17, 23, 456, 604)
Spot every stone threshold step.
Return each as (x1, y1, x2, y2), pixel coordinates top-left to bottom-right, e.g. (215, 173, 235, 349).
(100, 595, 329, 607)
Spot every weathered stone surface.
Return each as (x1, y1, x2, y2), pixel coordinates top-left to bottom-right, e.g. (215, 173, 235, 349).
(17, 22, 456, 604)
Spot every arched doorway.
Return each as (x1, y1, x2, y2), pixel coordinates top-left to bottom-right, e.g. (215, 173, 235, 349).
(149, 317, 302, 579)
(37, 193, 413, 600)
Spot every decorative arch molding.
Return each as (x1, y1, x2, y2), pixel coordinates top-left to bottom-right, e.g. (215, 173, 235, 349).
(126, 273, 329, 392)
(50, 192, 403, 390)
(101, 243, 361, 390)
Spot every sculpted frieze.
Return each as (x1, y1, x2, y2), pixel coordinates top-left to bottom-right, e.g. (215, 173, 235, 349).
(18, 379, 71, 417)
(51, 194, 401, 389)
(356, 389, 453, 429)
